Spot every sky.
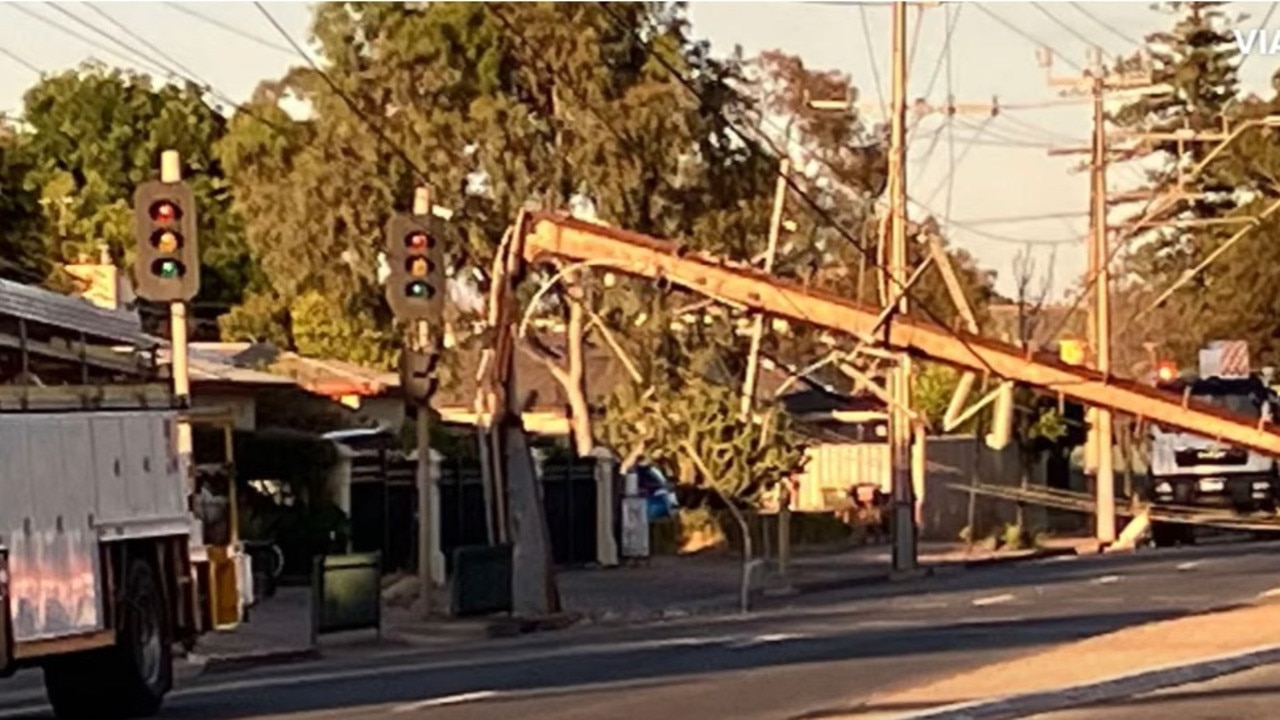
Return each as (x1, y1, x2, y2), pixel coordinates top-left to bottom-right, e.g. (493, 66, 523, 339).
(2, 1, 1279, 301)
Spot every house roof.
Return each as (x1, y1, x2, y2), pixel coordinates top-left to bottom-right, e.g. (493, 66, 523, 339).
(190, 342, 397, 397)
(156, 345, 297, 387)
(0, 277, 156, 348)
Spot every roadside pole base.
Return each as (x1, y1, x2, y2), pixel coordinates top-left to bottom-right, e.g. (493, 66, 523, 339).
(889, 567, 932, 582)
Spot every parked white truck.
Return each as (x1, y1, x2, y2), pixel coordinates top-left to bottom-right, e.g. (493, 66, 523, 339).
(0, 278, 204, 719)
(1146, 341, 1280, 545)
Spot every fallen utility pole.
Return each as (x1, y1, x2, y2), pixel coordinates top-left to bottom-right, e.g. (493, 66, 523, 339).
(517, 212, 1280, 459)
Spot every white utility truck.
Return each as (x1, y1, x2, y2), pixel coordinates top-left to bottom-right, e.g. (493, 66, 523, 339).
(1146, 341, 1280, 545)
(0, 278, 204, 719)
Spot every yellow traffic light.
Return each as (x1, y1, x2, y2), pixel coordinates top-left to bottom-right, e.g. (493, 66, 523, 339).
(152, 230, 180, 254)
(406, 257, 429, 277)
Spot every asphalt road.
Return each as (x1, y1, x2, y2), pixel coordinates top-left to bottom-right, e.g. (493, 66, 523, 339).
(6, 541, 1280, 720)
(1028, 661, 1280, 719)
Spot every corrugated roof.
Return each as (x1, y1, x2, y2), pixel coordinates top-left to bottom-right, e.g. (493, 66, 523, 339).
(156, 345, 297, 387)
(0, 277, 156, 348)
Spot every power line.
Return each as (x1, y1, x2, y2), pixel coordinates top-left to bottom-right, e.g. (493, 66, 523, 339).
(161, 2, 296, 55)
(912, 3, 964, 175)
(21, 3, 295, 140)
(83, 4, 207, 86)
(252, 2, 431, 185)
(0, 46, 40, 75)
(973, 3, 1084, 72)
(9, 3, 175, 79)
(858, 3, 888, 119)
(587, 2, 999, 376)
(1031, 4, 1102, 52)
(1067, 2, 1143, 48)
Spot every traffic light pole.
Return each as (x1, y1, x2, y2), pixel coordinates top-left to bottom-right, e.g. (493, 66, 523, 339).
(411, 187, 444, 618)
(160, 150, 198, 550)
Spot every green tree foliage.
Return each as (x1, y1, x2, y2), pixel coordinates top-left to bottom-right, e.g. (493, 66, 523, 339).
(0, 120, 46, 284)
(15, 63, 251, 306)
(1112, 2, 1248, 360)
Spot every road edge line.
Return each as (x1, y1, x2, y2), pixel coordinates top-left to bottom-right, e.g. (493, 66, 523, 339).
(894, 642, 1280, 719)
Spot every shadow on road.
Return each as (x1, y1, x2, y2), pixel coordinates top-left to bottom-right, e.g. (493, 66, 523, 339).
(28, 609, 1195, 720)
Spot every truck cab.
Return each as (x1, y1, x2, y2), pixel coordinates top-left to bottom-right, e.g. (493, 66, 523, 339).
(1145, 342, 1280, 547)
(1148, 374, 1280, 512)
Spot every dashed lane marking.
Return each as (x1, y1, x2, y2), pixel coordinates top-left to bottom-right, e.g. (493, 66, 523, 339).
(392, 691, 499, 713)
(971, 593, 1016, 607)
(1092, 575, 1122, 585)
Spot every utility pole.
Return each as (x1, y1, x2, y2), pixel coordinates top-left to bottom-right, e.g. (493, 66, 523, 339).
(411, 188, 437, 617)
(740, 153, 792, 586)
(1088, 69, 1117, 544)
(740, 157, 791, 419)
(886, 0, 917, 573)
(1042, 48, 1152, 545)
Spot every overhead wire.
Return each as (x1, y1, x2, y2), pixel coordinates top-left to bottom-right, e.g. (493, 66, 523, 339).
(973, 3, 1084, 72)
(161, 2, 297, 55)
(588, 2, 1002, 376)
(9, 3, 176, 79)
(0, 46, 40, 75)
(82, 4, 210, 91)
(911, 3, 963, 175)
(1067, 2, 1143, 48)
(252, 2, 433, 184)
(857, 3, 888, 119)
(1032, 4, 1105, 53)
(942, 3, 958, 224)
(17, 3, 295, 139)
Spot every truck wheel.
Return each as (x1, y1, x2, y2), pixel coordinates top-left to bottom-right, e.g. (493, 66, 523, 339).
(44, 559, 171, 719)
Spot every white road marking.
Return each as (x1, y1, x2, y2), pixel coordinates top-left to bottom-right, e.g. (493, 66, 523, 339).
(726, 632, 808, 649)
(971, 593, 1016, 607)
(895, 600, 950, 610)
(392, 691, 498, 713)
(1257, 586, 1280, 599)
(1176, 561, 1201, 571)
(1092, 575, 1122, 585)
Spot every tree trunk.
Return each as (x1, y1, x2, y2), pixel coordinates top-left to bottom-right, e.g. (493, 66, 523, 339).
(565, 291, 594, 456)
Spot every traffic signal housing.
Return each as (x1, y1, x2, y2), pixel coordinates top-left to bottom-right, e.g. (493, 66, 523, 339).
(384, 212, 445, 322)
(133, 180, 199, 302)
(401, 345, 440, 405)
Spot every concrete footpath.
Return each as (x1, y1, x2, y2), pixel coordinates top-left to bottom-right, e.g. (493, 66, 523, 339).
(191, 540, 1080, 671)
(836, 599, 1280, 719)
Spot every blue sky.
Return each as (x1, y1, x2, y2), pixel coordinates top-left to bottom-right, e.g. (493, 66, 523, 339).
(2, 2, 1279, 300)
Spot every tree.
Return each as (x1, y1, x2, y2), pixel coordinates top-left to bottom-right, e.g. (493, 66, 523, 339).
(17, 63, 252, 313)
(0, 120, 46, 285)
(1111, 2, 1245, 359)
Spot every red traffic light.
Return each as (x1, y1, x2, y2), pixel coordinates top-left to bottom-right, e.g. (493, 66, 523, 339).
(149, 200, 182, 224)
(404, 232, 431, 251)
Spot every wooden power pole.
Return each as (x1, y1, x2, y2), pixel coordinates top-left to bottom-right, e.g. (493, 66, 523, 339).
(1043, 48, 1151, 545)
(886, 0, 917, 572)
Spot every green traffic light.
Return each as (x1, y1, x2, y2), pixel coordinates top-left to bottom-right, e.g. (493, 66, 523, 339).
(405, 281, 433, 299)
(151, 258, 184, 279)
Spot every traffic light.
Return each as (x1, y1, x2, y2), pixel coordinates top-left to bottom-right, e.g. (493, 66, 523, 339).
(384, 212, 445, 322)
(401, 345, 440, 405)
(133, 180, 199, 302)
